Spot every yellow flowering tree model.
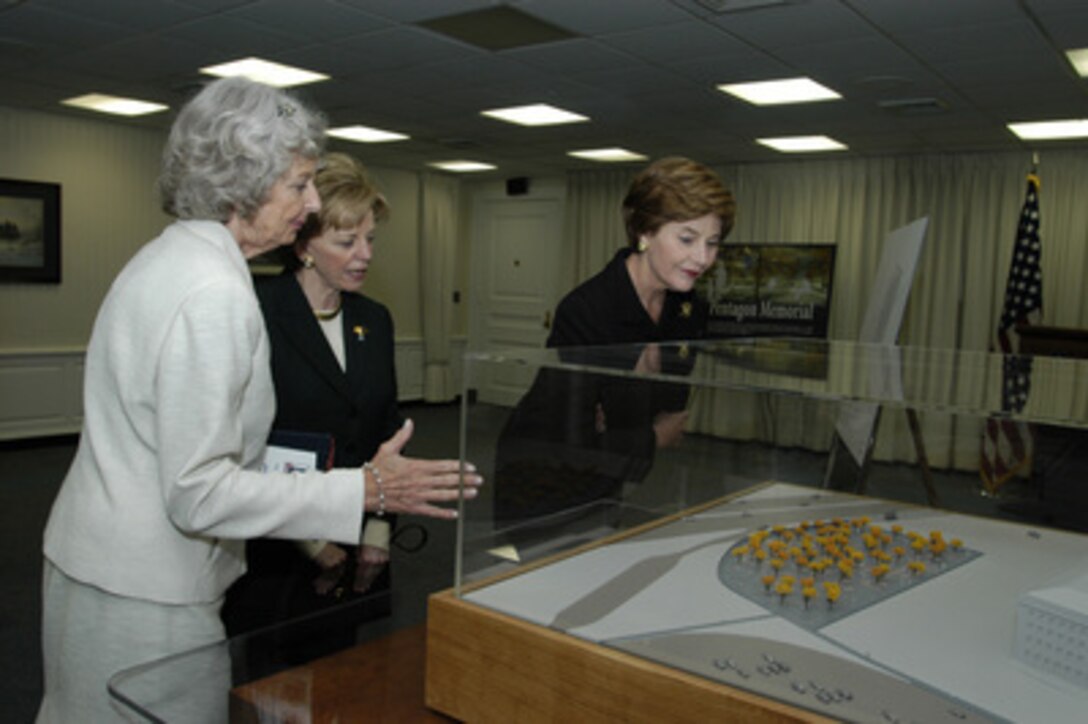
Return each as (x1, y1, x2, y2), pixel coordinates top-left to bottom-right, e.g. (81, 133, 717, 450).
(720, 511, 979, 627)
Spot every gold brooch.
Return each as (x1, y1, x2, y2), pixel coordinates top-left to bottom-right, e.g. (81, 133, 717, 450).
(680, 302, 692, 318)
(354, 325, 367, 341)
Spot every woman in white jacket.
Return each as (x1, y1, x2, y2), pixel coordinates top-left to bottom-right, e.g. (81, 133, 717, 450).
(36, 77, 481, 723)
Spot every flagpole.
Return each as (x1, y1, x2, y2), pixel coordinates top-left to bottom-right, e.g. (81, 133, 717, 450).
(980, 168, 1043, 496)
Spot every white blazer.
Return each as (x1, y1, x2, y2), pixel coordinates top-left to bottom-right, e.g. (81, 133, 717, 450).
(43, 220, 364, 605)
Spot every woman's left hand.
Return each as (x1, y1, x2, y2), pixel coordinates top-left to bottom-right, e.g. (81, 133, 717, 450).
(353, 544, 389, 593)
(367, 419, 484, 520)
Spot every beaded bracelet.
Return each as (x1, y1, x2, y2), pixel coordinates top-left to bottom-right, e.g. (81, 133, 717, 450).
(364, 461, 386, 517)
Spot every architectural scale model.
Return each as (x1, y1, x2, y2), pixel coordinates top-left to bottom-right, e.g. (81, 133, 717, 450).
(461, 483, 1088, 723)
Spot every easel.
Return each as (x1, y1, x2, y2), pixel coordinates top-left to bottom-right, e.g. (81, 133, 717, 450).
(821, 217, 939, 506)
(822, 407, 940, 506)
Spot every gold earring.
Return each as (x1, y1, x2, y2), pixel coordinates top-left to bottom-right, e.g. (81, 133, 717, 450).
(637, 239, 649, 253)
(302, 255, 315, 269)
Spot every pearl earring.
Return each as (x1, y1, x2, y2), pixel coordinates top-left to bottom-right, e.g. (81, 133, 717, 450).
(302, 255, 315, 269)
(637, 239, 649, 253)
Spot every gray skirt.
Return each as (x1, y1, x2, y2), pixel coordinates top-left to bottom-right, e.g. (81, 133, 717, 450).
(37, 559, 229, 723)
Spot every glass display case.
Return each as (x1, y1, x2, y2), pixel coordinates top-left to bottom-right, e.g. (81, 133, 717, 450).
(426, 338, 1088, 723)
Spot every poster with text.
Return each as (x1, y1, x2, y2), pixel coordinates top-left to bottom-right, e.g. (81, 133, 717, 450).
(701, 243, 836, 339)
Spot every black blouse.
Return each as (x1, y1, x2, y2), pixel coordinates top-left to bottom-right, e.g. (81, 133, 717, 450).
(493, 248, 706, 523)
(548, 247, 708, 347)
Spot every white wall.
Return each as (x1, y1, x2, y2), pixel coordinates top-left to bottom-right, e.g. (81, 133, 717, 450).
(0, 105, 468, 439)
(0, 106, 170, 349)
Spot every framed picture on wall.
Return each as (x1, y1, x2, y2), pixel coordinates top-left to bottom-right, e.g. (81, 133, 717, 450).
(0, 178, 61, 283)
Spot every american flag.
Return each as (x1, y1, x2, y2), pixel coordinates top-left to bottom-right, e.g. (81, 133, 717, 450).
(980, 173, 1042, 495)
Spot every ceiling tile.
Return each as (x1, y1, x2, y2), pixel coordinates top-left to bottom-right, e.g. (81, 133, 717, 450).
(706, 0, 874, 49)
(36, 0, 202, 29)
(848, 0, 1024, 33)
(336, 0, 494, 23)
(601, 20, 754, 64)
(519, 0, 690, 34)
(506, 38, 643, 74)
(0, 3, 128, 50)
(291, 27, 482, 77)
(166, 14, 300, 55)
(228, 0, 392, 41)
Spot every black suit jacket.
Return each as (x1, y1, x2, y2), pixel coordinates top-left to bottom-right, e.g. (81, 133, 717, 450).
(222, 272, 402, 635)
(493, 248, 705, 522)
(256, 271, 402, 467)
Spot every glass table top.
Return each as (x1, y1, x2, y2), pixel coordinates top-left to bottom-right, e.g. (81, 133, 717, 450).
(107, 592, 445, 723)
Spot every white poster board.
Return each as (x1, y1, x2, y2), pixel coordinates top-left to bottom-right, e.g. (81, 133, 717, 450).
(835, 217, 929, 465)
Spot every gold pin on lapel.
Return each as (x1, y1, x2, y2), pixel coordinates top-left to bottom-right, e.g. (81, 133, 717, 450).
(354, 325, 367, 341)
(680, 302, 692, 318)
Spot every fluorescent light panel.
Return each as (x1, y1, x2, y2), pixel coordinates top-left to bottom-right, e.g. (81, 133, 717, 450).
(567, 148, 647, 162)
(1065, 48, 1088, 77)
(1008, 119, 1088, 140)
(61, 93, 168, 117)
(327, 125, 409, 143)
(719, 77, 840, 105)
(428, 160, 496, 172)
(200, 57, 329, 87)
(757, 135, 847, 153)
(481, 103, 588, 126)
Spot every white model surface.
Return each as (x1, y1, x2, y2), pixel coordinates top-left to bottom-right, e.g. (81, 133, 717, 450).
(464, 483, 1088, 723)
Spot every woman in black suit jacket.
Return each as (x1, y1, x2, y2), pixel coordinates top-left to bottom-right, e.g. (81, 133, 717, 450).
(494, 157, 736, 523)
(224, 153, 403, 635)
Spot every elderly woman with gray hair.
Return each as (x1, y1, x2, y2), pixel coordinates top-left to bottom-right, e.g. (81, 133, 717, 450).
(36, 77, 481, 722)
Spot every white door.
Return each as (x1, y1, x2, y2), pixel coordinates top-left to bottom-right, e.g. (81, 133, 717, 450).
(470, 193, 564, 406)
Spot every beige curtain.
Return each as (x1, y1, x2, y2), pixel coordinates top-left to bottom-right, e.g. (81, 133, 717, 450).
(419, 172, 460, 402)
(566, 151, 1088, 470)
(561, 169, 632, 289)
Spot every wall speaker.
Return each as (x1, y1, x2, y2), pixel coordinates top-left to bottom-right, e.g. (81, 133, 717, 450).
(506, 177, 530, 196)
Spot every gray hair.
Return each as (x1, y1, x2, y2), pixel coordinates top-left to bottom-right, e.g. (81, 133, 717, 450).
(158, 77, 326, 221)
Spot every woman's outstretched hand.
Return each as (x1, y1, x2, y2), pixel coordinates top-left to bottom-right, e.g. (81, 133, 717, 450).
(366, 419, 483, 520)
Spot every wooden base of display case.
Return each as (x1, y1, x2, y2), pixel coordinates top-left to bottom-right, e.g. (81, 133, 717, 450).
(425, 589, 829, 723)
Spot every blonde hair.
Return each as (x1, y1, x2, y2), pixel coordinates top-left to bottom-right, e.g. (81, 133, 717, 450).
(312, 152, 389, 229)
(289, 153, 389, 267)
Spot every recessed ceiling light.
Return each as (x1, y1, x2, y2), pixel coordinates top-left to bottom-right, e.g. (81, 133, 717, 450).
(481, 103, 588, 127)
(567, 148, 647, 162)
(1008, 119, 1088, 141)
(327, 125, 409, 143)
(718, 77, 841, 105)
(200, 57, 329, 88)
(428, 160, 497, 173)
(757, 135, 847, 153)
(1065, 48, 1088, 77)
(61, 93, 168, 117)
